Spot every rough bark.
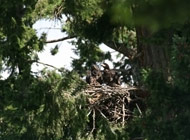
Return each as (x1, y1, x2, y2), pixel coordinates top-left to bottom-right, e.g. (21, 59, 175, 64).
(135, 27, 170, 77)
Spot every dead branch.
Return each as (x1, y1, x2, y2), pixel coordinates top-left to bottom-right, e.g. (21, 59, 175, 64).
(122, 97, 125, 127)
(90, 109, 96, 134)
(33, 61, 61, 70)
(103, 41, 137, 59)
(136, 103, 142, 116)
(45, 35, 76, 43)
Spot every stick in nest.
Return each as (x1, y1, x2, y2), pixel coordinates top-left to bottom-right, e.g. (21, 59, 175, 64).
(90, 109, 96, 134)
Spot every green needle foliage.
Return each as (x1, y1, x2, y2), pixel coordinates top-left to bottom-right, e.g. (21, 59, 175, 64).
(0, 0, 190, 139)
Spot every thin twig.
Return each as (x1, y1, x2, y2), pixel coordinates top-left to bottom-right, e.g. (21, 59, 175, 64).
(87, 110, 92, 117)
(45, 36, 76, 43)
(34, 61, 60, 70)
(96, 107, 108, 120)
(122, 97, 125, 127)
(90, 109, 96, 134)
(35, 27, 62, 30)
(136, 103, 142, 115)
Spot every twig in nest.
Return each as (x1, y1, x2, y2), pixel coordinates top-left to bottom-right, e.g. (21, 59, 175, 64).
(136, 103, 142, 116)
(87, 110, 92, 117)
(90, 109, 96, 134)
(122, 97, 125, 127)
(96, 107, 108, 120)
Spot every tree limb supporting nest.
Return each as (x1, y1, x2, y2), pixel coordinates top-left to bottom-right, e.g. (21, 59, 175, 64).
(84, 85, 148, 125)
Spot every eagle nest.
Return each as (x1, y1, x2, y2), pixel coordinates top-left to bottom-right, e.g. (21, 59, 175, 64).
(84, 85, 148, 126)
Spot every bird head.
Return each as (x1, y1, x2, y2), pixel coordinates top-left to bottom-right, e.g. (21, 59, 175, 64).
(101, 63, 110, 70)
(91, 64, 99, 71)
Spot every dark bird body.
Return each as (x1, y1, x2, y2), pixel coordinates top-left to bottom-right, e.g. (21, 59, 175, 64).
(101, 63, 121, 87)
(86, 70, 94, 84)
(86, 64, 103, 85)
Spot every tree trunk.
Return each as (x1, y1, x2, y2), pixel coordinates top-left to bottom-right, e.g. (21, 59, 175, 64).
(135, 27, 171, 78)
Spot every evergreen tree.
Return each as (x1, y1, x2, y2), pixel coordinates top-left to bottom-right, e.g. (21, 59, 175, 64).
(0, 0, 190, 139)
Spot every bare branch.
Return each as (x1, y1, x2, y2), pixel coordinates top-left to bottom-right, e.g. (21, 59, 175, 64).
(96, 107, 108, 120)
(45, 35, 76, 43)
(34, 61, 59, 69)
(36, 27, 62, 30)
(122, 97, 125, 127)
(90, 109, 96, 134)
(103, 41, 137, 59)
(136, 103, 142, 116)
(32, 60, 64, 72)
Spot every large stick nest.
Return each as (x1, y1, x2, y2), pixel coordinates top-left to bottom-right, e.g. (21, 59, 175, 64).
(84, 85, 148, 125)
